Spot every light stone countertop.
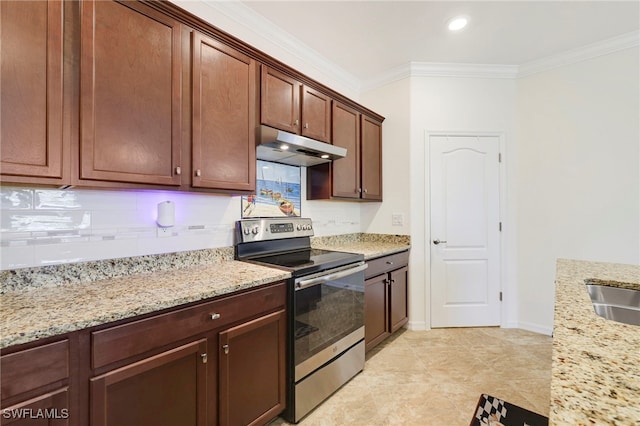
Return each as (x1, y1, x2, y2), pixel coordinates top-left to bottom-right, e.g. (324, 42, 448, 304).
(1, 234, 410, 350)
(1, 261, 290, 349)
(551, 259, 640, 425)
(311, 233, 410, 260)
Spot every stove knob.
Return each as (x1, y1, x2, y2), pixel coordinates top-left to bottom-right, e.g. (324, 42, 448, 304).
(251, 226, 259, 234)
(297, 224, 301, 230)
(243, 227, 250, 235)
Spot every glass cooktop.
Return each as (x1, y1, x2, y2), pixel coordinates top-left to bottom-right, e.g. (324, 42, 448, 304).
(248, 248, 363, 277)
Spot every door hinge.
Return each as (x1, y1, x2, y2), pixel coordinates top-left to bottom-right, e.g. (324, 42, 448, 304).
(498, 153, 502, 163)
(499, 292, 503, 301)
(201, 353, 208, 364)
(499, 222, 502, 232)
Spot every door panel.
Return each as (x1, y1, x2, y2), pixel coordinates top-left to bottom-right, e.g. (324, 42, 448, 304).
(430, 135, 501, 327)
(301, 86, 331, 143)
(191, 32, 256, 191)
(80, 0, 182, 185)
(260, 67, 300, 133)
(1, 0, 64, 181)
(361, 116, 382, 200)
(331, 102, 360, 198)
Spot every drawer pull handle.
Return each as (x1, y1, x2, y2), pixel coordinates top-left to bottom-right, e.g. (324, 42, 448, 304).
(386, 261, 394, 265)
(210, 313, 221, 320)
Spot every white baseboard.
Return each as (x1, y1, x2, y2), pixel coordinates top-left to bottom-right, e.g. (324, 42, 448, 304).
(516, 321, 553, 336)
(407, 320, 428, 331)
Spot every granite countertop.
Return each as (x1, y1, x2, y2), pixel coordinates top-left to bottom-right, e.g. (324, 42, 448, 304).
(551, 259, 640, 425)
(1, 260, 290, 349)
(311, 233, 410, 260)
(1, 233, 410, 350)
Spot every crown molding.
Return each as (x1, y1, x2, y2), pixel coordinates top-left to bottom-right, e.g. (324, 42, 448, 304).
(199, 0, 362, 95)
(518, 30, 640, 77)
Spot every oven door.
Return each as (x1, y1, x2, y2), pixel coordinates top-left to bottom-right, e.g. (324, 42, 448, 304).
(293, 262, 367, 381)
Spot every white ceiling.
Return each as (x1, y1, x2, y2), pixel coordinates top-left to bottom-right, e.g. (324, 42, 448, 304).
(241, 1, 640, 82)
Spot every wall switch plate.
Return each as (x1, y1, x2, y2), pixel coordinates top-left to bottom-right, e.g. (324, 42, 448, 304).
(157, 227, 172, 238)
(392, 213, 404, 226)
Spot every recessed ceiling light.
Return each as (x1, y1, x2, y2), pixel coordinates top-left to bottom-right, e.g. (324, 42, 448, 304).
(279, 144, 289, 150)
(447, 16, 468, 32)
(320, 154, 330, 159)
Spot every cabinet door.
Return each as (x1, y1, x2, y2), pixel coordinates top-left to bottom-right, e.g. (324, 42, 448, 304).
(365, 274, 390, 352)
(0, 0, 65, 183)
(90, 339, 207, 426)
(192, 32, 256, 191)
(218, 310, 286, 426)
(300, 86, 331, 143)
(261, 67, 300, 134)
(80, 0, 182, 186)
(1, 388, 69, 426)
(331, 102, 360, 198)
(361, 115, 383, 201)
(389, 267, 409, 333)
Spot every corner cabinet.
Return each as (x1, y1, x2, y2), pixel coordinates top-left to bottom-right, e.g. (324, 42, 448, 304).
(261, 66, 331, 143)
(79, 0, 183, 186)
(307, 105, 383, 201)
(0, 0, 67, 185)
(365, 251, 409, 351)
(191, 31, 257, 192)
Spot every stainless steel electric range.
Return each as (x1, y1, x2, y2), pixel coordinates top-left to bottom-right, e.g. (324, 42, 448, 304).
(235, 217, 366, 423)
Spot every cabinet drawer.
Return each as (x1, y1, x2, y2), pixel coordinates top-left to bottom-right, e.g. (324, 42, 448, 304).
(365, 251, 409, 279)
(1, 339, 69, 400)
(92, 282, 286, 369)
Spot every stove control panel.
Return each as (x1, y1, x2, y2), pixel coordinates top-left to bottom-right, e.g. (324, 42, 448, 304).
(236, 217, 314, 243)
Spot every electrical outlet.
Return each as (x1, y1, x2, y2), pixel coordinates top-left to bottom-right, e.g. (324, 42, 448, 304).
(157, 227, 172, 238)
(391, 213, 404, 226)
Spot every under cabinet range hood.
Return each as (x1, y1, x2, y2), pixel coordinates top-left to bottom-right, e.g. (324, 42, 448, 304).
(256, 125, 346, 167)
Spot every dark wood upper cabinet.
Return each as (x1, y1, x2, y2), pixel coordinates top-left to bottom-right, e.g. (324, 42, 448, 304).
(191, 31, 257, 191)
(300, 86, 331, 143)
(261, 67, 300, 134)
(361, 115, 383, 201)
(0, 0, 66, 184)
(331, 102, 361, 198)
(79, 0, 182, 186)
(261, 66, 331, 143)
(307, 110, 383, 201)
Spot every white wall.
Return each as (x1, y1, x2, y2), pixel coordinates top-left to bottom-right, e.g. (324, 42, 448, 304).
(514, 48, 640, 332)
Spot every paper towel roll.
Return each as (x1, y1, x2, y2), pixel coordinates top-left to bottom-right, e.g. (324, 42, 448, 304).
(157, 201, 175, 228)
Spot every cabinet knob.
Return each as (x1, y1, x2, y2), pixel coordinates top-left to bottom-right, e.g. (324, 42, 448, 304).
(294, 119, 299, 126)
(363, 189, 368, 193)
(210, 313, 221, 320)
(304, 123, 309, 129)
(357, 188, 362, 193)
(223, 344, 229, 355)
(201, 353, 208, 364)
(175, 166, 181, 175)
(195, 169, 201, 177)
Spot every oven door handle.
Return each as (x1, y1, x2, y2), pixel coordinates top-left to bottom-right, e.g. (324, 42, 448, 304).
(295, 263, 368, 291)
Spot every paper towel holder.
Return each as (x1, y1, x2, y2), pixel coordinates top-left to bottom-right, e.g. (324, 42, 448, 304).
(156, 201, 175, 228)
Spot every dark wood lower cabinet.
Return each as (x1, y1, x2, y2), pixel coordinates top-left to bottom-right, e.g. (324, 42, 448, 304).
(1, 388, 69, 426)
(364, 274, 389, 350)
(90, 339, 207, 426)
(364, 252, 409, 352)
(218, 310, 286, 426)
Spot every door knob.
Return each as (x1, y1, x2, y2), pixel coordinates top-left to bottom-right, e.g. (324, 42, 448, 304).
(433, 239, 447, 245)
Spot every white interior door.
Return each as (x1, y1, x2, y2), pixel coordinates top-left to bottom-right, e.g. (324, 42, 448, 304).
(430, 135, 501, 327)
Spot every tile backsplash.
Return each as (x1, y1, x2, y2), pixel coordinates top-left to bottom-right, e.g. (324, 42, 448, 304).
(1, 180, 364, 270)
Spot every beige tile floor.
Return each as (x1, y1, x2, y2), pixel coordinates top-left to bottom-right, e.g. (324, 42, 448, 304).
(272, 327, 552, 425)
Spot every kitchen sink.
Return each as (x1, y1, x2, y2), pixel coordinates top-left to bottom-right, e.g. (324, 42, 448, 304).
(585, 284, 640, 326)
(591, 303, 640, 326)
